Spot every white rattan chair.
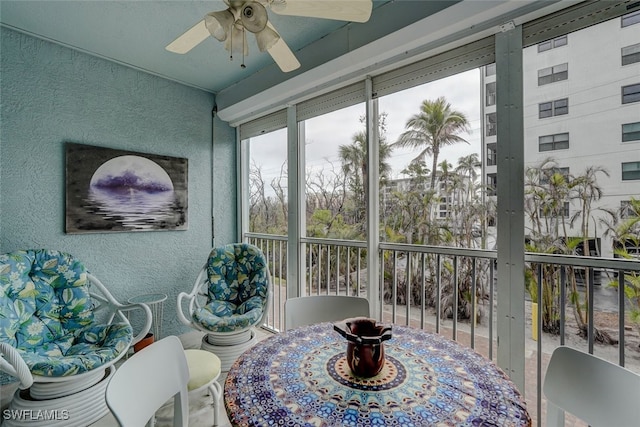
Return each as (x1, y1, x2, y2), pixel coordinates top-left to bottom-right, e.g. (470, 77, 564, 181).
(177, 243, 271, 371)
(0, 249, 152, 427)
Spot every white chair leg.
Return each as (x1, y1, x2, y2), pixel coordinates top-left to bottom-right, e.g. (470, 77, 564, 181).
(208, 380, 222, 426)
(546, 402, 565, 427)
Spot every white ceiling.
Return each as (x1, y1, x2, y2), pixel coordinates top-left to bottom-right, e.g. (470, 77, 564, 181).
(0, 1, 574, 123)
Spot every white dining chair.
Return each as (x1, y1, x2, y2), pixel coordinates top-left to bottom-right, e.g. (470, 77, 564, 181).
(284, 295, 370, 330)
(106, 335, 190, 427)
(543, 346, 640, 427)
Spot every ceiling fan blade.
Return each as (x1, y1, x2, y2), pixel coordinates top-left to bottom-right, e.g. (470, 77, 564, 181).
(266, 22, 300, 72)
(270, 0, 372, 23)
(165, 20, 210, 54)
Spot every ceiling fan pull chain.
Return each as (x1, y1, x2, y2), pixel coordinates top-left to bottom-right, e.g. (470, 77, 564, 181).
(229, 23, 234, 62)
(241, 28, 247, 69)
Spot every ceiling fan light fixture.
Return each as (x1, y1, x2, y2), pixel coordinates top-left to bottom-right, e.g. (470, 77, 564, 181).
(205, 10, 234, 41)
(241, 2, 268, 33)
(224, 25, 249, 55)
(255, 26, 280, 52)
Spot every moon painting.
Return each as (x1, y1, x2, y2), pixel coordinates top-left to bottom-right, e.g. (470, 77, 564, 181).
(66, 143, 188, 233)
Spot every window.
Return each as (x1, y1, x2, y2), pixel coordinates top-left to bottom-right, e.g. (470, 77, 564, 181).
(622, 43, 640, 65)
(539, 98, 568, 118)
(537, 35, 568, 52)
(538, 63, 568, 85)
(486, 112, 497, 136)
(485, 63, 496, 76)
(539, 133, 569, 152)
(622, 161, 640, 180)
(438, 197, 449, 218)
(487, 173, 497, 196)
(487, 143, 497, 166)
(622, 83, 640, 104)
(622, 10, 640, 27)
(623, 122, 640, 142)
(247, 128, 288, 233)
(486, 82, 496, 106)
(621, 200, 639, 219)
(540, 167, 570, 185)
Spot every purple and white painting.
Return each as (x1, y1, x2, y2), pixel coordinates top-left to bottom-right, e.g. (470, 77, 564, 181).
(65, 143, 188, 233)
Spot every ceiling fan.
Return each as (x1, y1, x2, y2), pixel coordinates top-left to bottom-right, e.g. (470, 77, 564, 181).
(165, 0, 373, 72)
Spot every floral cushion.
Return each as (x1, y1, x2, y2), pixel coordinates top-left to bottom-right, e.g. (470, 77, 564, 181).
(0, 249, 132, 377)
(193, 244, 269, 333)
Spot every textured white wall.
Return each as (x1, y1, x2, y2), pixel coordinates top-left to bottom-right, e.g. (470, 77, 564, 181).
(0, 27, 237, 337)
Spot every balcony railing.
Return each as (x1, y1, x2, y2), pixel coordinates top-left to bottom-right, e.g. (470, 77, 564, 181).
(245, 232, 640, 427)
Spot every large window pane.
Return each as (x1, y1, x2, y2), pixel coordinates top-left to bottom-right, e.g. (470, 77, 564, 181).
(303, 104, 366, 238)
(247, 129, 288, 234)
(521, 14, 640, 395)
(378, 69, 481, 247)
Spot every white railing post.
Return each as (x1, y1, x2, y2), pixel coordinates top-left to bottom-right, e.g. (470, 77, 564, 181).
(366, 77, 381, 319)
(496, 23, 526, 393)
(287, 105, 305, 299)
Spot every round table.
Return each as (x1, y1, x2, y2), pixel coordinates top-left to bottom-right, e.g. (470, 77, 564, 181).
(224, 323, 531, 427)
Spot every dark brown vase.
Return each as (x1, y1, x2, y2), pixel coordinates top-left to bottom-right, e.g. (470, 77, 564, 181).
(334, 317, 392, 378)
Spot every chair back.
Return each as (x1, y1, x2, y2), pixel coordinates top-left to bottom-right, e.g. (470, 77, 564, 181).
(543, 346, 640, 427)
(106, 336, 190, 427)
(0, 249, 96, 350)
(285, 295, 370, 330)
(205, 243, 269, 305)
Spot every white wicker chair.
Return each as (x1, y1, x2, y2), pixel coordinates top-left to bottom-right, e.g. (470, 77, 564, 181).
(177, 243, 271, 371)
(0, 249, 152, 427)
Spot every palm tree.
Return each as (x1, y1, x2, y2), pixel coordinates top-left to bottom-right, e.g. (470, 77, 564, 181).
(339, 117, 392, 228)
(456, 153, 481, 205)
(394, 96, 470, 192)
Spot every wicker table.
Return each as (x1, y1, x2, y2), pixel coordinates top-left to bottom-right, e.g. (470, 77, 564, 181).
(224, 322, 531, 426)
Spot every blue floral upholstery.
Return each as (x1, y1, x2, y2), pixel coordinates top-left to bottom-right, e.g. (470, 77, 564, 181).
(0, 249, 132, 377)
(192, 244, 269, 334)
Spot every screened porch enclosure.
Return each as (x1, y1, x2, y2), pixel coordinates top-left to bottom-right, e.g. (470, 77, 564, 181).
(235, 2, 640, 426)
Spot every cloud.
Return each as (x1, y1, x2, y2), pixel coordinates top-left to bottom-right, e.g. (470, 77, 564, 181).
(249, 69, 482, 185)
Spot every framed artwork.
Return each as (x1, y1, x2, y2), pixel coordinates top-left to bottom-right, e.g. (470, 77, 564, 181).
(65, 142, 188, 234)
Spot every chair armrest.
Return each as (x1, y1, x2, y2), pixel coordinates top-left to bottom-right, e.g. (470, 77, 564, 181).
(176, 291, 195, 327)
(176, 264, 209, 327)
(119, 302, 153, 345)
(87, 273, 152, 344)
(0, 342, 33, 389)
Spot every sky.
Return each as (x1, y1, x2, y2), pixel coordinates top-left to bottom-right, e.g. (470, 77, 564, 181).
(248, 68, 482, 193)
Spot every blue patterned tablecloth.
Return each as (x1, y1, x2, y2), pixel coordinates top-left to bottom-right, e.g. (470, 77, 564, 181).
(224, 323, 531, 427)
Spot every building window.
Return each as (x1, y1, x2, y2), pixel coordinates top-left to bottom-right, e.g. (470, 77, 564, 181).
(538, 63, 568, 86)
(539, 98, 568, 118)
(537, 35, 568, 52)
(622, 10, 640, 27)
(622, 161, 640, 180)
(540, 167, 570, 185)
(485, 63, 496, 76)
(623, 122, 640, 142)
(487, 143, 497, 166)
(540, 202, 570, 218)
(487, 173, 497, 196)
(621, 200, 639, 219)
(486, 112, 497, 137)
(622, 83, 640, 104)
(622, 43, 640, 65)
(486, 82, 496, 106)
(539, 133, 569, 152)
